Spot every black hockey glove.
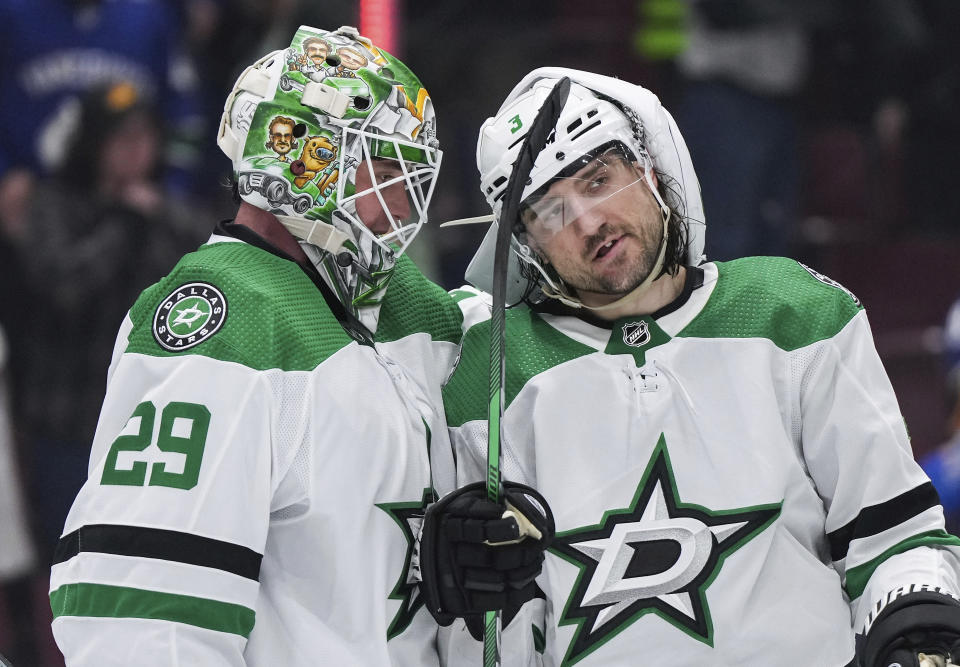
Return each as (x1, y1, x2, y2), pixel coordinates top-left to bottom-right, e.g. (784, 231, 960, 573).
(418, 481, 555, 641)
(858, 591, 960, 667)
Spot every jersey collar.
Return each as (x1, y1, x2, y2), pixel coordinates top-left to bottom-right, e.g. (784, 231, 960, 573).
(534, 265, 706, 330)
(216, 220, 375, 345)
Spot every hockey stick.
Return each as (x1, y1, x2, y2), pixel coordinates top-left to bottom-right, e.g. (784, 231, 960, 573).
(483, 76, 571, 667)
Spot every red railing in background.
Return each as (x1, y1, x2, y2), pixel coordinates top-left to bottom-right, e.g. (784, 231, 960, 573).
(359, 0, 401, 56)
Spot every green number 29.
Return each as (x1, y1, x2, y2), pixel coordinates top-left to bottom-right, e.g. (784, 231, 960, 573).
(101, 401, 211, 490)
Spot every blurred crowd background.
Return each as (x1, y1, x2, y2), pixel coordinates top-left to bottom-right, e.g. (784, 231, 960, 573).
(0, 0, 959, 664)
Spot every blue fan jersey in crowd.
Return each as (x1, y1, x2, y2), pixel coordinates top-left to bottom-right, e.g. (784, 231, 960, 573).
(0, 0, 200, 179)
(924, 297, 960, 534)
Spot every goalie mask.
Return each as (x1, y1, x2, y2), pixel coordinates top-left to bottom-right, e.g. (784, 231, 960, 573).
(218, 25, 441, 312)
(470, 68, 705, 308)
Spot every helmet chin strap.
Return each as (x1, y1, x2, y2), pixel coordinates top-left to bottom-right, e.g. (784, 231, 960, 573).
(540, 171, 672, 313)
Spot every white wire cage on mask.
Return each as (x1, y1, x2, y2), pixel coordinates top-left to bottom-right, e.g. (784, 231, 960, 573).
(333, 124, 442, 254)
(217, 25, 442, 267)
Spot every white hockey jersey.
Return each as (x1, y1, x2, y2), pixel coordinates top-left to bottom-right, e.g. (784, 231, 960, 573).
(441, 257, 960, 666)
(49, 231, 464, 666)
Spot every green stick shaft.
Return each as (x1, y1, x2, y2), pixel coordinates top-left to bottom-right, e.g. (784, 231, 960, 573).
(482, 76, 571, 667)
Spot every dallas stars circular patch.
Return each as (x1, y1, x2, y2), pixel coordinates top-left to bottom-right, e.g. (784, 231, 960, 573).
(152, 282, 227, 352)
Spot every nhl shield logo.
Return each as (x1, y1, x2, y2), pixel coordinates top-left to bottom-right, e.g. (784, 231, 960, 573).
(153, 282, 227, 351)
(622, 321, 650, 348)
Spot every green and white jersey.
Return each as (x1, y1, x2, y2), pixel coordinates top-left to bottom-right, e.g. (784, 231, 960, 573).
(441, 257, 960, 667)
(49, 231, 463, 666)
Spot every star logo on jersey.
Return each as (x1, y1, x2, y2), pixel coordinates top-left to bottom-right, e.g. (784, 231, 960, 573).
(550, 434, 780, 665)
(377, 487, 436, 639)
(170, 300, 210, 328)
(153, 282, 227, 352)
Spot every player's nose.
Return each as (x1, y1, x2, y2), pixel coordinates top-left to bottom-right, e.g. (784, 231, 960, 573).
(568, 196, 604, 237)
(384, 182, 410, 221)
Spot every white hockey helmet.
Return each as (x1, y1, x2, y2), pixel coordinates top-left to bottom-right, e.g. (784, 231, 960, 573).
(469, 67, 705, 305)
(217, 25, 441, 270)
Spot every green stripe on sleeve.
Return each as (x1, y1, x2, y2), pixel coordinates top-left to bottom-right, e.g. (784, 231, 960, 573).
(450, 289, 479, 303)
(50, 582, 256, 638)
(844, 530, 960, 599)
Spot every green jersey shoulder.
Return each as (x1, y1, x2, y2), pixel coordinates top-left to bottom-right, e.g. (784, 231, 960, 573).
(680, 256, 864, 351)
(444, 257, 864, 427)
(376, 254, 464, 345)
(127, 240, 352, 371)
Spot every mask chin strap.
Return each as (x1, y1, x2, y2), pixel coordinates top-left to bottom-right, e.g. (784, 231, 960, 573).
(539, 169, 672, 312)
(276, 213, 354, 254)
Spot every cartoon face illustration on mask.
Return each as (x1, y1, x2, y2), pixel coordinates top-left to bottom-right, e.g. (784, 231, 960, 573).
(265, 115, 298, 161)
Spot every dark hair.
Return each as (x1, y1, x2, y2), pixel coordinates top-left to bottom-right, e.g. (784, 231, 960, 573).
(227, 173, 241, 204)
(302, 36, 331, 52)
(656, 168, 691, 278)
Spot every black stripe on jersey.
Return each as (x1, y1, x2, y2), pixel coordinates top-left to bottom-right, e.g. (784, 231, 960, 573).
(828, 483, 941, 561)
(53, 524, 262, 581)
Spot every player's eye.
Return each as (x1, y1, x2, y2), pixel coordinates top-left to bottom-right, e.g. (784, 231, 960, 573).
(543, 202, 563, 222)
(584, 169, 610, 195)
(529, 199, 564, 231)
(375, 165, 405, 183)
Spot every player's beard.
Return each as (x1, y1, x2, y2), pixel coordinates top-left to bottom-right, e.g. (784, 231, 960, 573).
(560, 218, 664, 297)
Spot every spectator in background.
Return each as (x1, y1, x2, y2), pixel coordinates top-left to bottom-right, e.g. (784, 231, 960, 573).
(672, 0, 832, 261)
(920, 297, 960, 535)
(12, 81, 206, 561)
(0, 0, 204, 238)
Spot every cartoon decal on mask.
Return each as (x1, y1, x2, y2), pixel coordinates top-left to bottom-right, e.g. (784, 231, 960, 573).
(287, 35, 332, 77)
(235, 26, 434, 222)
(279, 34, 376, 103)
(291, 135, 338, 192)
(236, 103, 344, 215)
(265, 115, 297, 162)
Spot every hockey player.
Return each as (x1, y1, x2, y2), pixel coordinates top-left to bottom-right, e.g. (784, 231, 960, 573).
(431, 68, 960, 666)
(49, 25, 465, 666)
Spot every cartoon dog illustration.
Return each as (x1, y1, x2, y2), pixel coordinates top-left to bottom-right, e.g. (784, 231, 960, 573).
(291, 135, 339, 191)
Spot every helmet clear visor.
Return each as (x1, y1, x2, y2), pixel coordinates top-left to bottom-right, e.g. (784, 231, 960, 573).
(338, 126, 442, 255)
(518, 144, 654, 243)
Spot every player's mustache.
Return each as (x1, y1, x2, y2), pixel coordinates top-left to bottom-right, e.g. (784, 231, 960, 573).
(583, 223, 621, 259)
